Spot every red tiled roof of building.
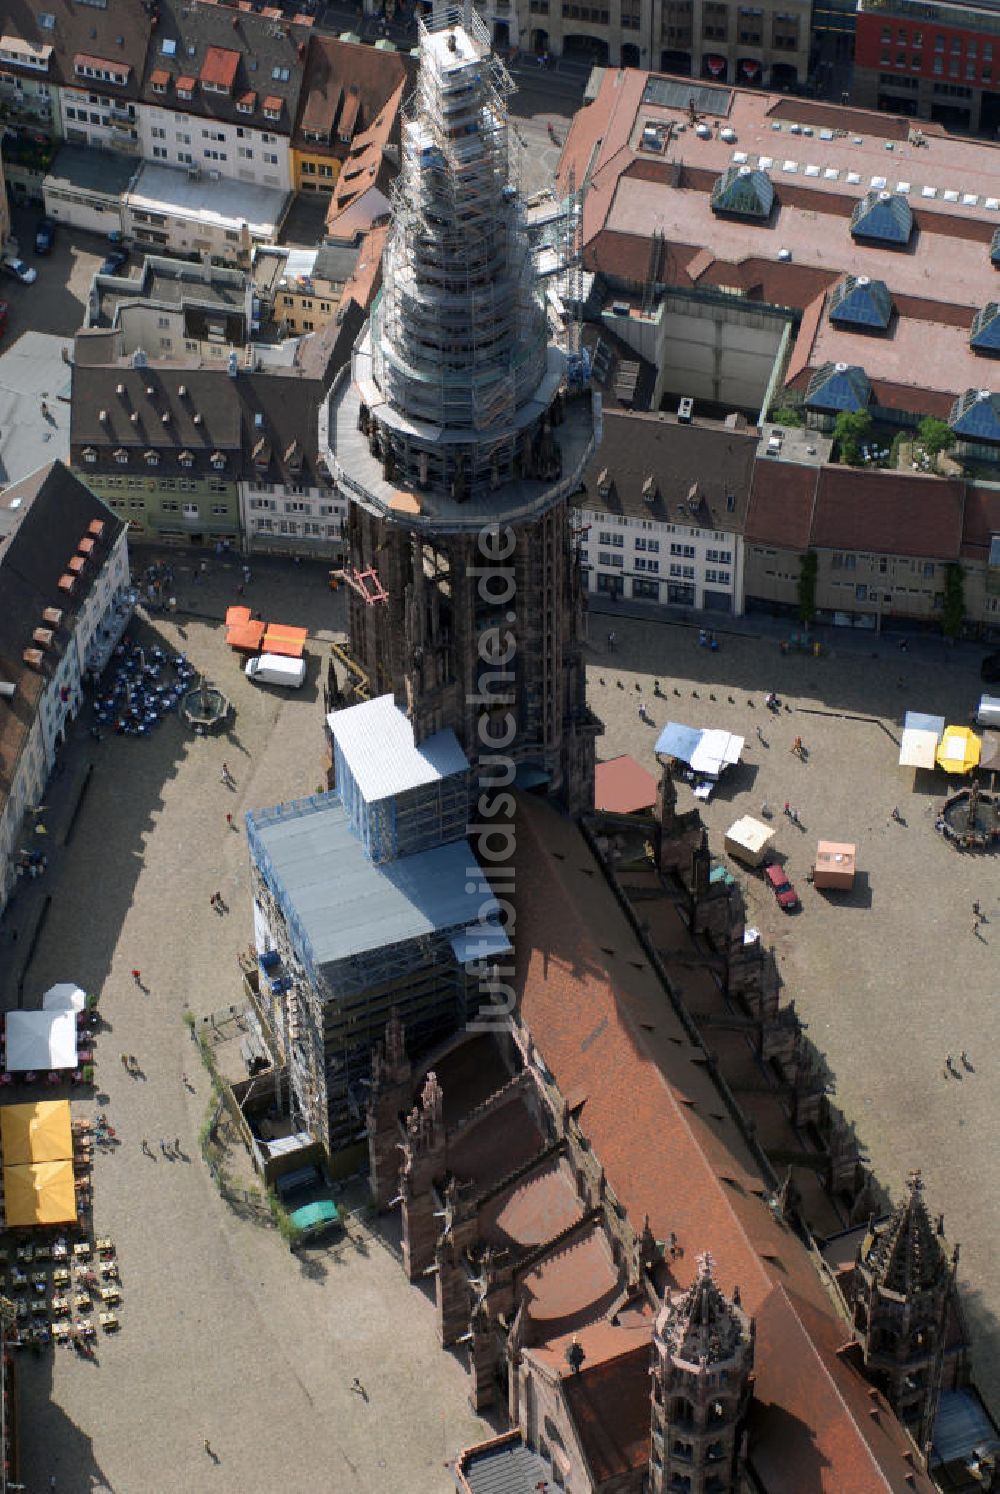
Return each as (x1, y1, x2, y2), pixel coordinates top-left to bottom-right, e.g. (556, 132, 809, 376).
(561, 1342, 653, 1484)
(594, 755, 658, 815)
(745, 460, 818, 550)
(812, 467, 964, 559)
(478, 1154, 583, 1251)
(519, 1222, 618, 1334)
(785, 291, 826, 386)
(513, 795, 935, 1492)
(961, 484, 1000, 560)
(74, 52, 130, 82)
(200, 45, 240, 90)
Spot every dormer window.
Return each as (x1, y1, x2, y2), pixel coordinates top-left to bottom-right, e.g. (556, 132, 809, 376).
(114, 448, 129, 465)
(236, 91, 256, 113)
(150, 68, 170, 94)
(145, 450, 160, 467)
(178, 450, 194, 468)
(176, 75, 196, 100)
(82, 447, 98, 464)
(262, 95, 282, 121)
(211, 453, 226, 470)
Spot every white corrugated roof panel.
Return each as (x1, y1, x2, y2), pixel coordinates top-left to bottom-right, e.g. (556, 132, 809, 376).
(328, 694, 469, 802)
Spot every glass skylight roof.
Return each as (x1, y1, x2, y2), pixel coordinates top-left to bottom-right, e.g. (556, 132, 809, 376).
(949, 389, 1000, 442)
(850, 189, 913, 246)
(970, 304, 1000, 354)
(710, 165, 774, 219)
(828, 275, 893, 330)
(805, 362, 873, 414)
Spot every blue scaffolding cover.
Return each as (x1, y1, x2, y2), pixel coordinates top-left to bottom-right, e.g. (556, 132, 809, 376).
(250, 797, 497, 970)
(655, 721, 704, 763)
(450, 921, 512, 965)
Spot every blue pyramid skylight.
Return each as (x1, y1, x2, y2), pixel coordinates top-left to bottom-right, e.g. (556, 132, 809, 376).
(805, 361, 872, 413)
(710, 165, 774, 220)
(991, 228, 1000, 267)
(971, 303, 1000, 354)
(850, 190, 913, 247)
(828, 274, 894, 330)
(950, 389, 1000, 443)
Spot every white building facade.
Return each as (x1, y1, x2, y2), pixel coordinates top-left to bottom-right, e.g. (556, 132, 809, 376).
(136, 104, 292, 192)
(579, 508, 746, 614)
(239, 480, 348, 561)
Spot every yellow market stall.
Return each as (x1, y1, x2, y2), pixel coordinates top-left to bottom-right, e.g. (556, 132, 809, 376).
(0, 1100, 73, 1166)
(936, 727, 981, 776)
(3, 1159, 77, 1227)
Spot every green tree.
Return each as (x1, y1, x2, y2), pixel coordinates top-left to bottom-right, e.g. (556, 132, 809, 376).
(941, 563, 965, 639)
(833, 410, 873, 466)
(797, 550, 818, 627)
(917, 417, 956, 457)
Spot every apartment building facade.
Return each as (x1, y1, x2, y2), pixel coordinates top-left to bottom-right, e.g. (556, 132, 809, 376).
(502, 0, 810, 85)
(853, 0, 1000, 135)
(0, 462, 130, 913)
(576, 408, 755, 612)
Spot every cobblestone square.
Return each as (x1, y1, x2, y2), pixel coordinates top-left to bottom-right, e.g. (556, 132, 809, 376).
(587, 612, 1000, 1415)
(8, 552, 491, 1493)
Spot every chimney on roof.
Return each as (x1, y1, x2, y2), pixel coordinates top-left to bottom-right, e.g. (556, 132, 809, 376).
(99, 409, 109, 423)
(116, 383, 125, 397)
(193, 412, 203, 425)
(0, 682, 16, 700)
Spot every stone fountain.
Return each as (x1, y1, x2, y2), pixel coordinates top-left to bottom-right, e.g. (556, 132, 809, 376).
(939, 776, 1000, 851)
(181, 672, 231, 734)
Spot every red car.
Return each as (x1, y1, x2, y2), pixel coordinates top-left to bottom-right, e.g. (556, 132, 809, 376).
(765, 862, 800, 912)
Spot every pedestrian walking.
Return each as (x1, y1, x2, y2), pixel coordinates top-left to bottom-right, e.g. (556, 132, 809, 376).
(783, 801, 790, 817)
(174, 1137, 181, 1154)
(120, 1053, 129, 1069)
(204, 1439, 214, 1457)
(973, 900, 981, 919)
(961, 1050, 973, 1070)
(159, 1138, 168, 1156)
(131, 968, 142, 986)
(350, 1376, 365, 1395)
(791, 735, 803, 757)
(226, 813, 235, 830)
(129, 1055, 138, 1072)
(141, 1138, 152, 1156)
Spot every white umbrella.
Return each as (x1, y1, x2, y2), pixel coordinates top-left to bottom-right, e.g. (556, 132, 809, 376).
(42, 983, 87, 1013)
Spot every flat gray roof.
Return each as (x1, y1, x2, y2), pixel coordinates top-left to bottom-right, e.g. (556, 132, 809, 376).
(328, 694, 468, 803)
(0, 333, 72, 490)
(250, 795, 495, 968)
(45, 145, 138, 198)
(127, 163, 288, 238)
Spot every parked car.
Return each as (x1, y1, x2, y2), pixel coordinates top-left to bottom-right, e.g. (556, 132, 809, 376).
(1, 257, 37, 285)
(764, 862, 800, 913)
(34, 217, 56, 255)
(100, 251, 128, 276)
(981, 653, 1000, 686)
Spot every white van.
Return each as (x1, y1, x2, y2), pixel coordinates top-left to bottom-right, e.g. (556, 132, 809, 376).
(976, 694, 1000, 729)
(245, 653, 306, 689)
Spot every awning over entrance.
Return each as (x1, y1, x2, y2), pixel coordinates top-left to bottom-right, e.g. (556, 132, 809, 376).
(936, 726, 981, 775)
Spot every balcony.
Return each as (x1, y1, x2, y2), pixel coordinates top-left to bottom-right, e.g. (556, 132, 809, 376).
(109, 128, 140, 154)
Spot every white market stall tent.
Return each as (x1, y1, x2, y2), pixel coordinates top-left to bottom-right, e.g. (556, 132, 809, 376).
(898, 712, 944, 770)
(42, 983, 87, 1013)
(5, 1011, 78, 1072)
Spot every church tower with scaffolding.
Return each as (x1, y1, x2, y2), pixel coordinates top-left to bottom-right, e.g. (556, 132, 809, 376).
(320, 1, 601, 812)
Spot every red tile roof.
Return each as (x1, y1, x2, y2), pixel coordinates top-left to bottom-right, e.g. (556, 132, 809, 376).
(961, 483, 1000, 560)
(561, 1343, 652, 1484)
(812, 467, 964, 560)
(513, 795, 935, 1492)
(236, 90, 257, 110)
(745, 460, 818, 550)
(149, 68, 170, 89)
(262, 94, 283, 114)
(175, 75, 197, 93)
(74, 52, 130, 83)
(519, 1222, 618, 1334)
(200, 45, 240, 90)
